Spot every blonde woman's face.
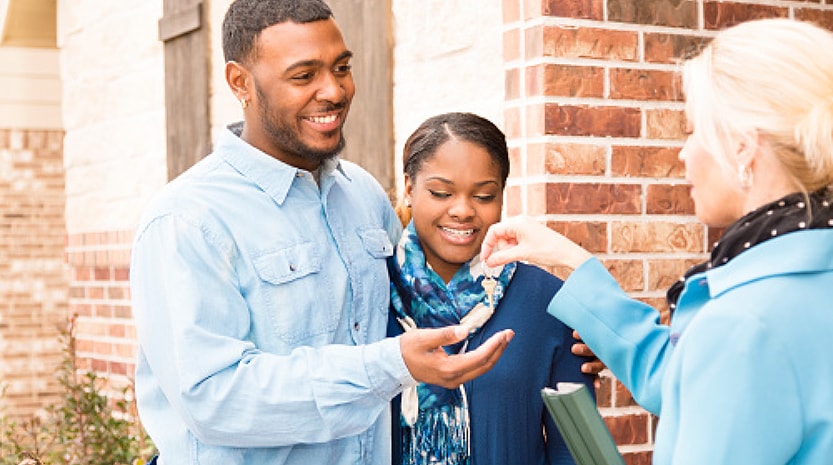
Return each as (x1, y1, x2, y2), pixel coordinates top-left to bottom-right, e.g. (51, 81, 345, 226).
(679, 122, 745, 228)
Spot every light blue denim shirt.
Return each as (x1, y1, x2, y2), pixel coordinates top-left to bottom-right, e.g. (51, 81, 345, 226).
(130, 125, 412, 464)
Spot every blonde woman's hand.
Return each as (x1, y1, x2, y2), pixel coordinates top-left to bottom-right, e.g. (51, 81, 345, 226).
(480, 216, 592, 271)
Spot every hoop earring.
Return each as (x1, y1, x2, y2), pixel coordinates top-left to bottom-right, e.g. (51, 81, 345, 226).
(241, 99, 249, 109)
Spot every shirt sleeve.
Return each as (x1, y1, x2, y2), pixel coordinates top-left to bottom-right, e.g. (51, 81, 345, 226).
(546, 257, 671, 414)
(130, 212, 412, 448)
(665, 307, 801, 465)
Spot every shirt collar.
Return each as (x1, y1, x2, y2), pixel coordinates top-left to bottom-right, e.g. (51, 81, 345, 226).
(215, 122, 349, 205)
(705, 228, 833, 298)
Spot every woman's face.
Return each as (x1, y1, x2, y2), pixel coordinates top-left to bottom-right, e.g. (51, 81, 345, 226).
(680, 121, 745, 228)
(405, 138, 504, 282)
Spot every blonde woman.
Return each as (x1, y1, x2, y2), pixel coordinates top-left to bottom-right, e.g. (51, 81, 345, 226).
(481, 18, 833, 465)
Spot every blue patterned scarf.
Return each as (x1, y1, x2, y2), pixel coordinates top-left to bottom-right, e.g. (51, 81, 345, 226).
(389, 222, 516, 465)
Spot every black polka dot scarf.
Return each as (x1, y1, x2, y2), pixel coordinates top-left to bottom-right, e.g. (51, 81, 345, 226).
(666, 188, 833, 313)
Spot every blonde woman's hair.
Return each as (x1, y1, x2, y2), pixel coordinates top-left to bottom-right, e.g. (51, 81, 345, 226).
(682, 18, 833, 195)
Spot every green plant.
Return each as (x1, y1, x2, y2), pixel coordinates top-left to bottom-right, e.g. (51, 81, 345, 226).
(0, 316, 155, 465)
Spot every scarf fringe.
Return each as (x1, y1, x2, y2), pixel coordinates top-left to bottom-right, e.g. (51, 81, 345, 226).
(402, 403, 470, 465)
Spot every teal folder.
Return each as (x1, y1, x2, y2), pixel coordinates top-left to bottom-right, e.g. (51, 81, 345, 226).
(541, 382, 626, 465)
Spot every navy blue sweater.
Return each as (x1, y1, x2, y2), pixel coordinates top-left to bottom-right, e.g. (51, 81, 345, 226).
(388, 263, 595, 465)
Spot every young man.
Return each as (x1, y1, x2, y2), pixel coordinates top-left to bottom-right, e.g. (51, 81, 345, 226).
(129, 1, 513, 464)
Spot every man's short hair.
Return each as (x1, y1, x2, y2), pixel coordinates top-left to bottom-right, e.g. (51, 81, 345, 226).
(222, 0, 333, 64)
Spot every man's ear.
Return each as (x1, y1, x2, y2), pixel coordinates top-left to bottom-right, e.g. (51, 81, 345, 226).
(225, 61, 251, 103)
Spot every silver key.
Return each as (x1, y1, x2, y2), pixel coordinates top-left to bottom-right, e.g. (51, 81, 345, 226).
(482, 276, 497, 310)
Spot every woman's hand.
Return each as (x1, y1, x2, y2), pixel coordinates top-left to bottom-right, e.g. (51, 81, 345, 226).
(481, 216, 593, 271)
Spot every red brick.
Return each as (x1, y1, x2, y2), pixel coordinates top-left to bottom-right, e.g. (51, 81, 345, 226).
(542, 0, 604, 20)
(525, 183, 548, 215)
(605, 412, 650, 445)
(505, 67, 522, 101)
(503, 28, 521, 63)
(645, 108, 686, 140)
(525, 103, 545, 138)
(603, 259, 644, 292)
(506, 185, 523, 216)
(611, 145, 684, 178)
(94, 267, 110, 280)
(545, 104, 641, 138)
(509, 146, 522, 178)
(109, 323, 127, 338)
(547, 220, 608, 253)
(113, 267, 130, 281)
(546, 182, 641, 214)
(524, 0, 542, 19)
(624, 451, 654, 465)
(608, 0, 698, 27)
(542, 25, 638, 61)
(596, 374, 614, 408)
(87, 285, 105, 299)
(527, 63, 604, 98)
(794, 8, 833, 31)
(703, 1, 787, 30)
(503, 0, 521, 23)
(615, 379, 638, 407)
(646, 184, 694, 215)
(610, 68, 682, 101)
(647, 258, 703, 292)
(531, 142, 605, 176)
(114, 305, 133, 319)
(611, 221, 705, 253)
(108, 286, 128, 300)
(644, 32, 712, 64)
(504, 106, 522, 139)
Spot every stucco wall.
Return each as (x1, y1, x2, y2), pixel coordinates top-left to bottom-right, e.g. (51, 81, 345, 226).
(58, 0, 166, 235)
(391, 0, 505, 195)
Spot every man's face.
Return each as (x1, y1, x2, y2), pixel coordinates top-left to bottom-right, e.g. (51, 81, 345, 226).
(244, 18, 355, 170)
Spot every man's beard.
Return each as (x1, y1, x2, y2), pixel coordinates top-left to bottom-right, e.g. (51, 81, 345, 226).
(257, 85, 346, 164)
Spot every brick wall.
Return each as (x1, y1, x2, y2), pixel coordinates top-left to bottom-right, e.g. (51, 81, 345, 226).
(502, 0, 833, 463)
(65, 230, 137, 396)
(0, 128, 67, 417)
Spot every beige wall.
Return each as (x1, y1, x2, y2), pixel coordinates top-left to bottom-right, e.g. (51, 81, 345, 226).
(391, 0, 505, 195)
(58, 0, 167, 235)
(0, 46, 62, 129)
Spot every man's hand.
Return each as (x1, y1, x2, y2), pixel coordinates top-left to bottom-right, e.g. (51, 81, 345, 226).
(572, 330, 606, 375)
(400, 326, 514, 389)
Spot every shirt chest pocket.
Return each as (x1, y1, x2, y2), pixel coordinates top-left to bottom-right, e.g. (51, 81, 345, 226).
(252, 242, 338, 345)
(358, 227, 394, 259)
(354, 227, 394, 317)
(253, 242, 320, 284)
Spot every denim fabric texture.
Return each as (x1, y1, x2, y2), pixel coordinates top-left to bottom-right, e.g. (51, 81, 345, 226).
(130, 125, 411, 465)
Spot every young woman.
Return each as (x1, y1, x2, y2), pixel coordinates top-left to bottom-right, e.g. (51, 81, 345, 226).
(481, 19, 833, 465)
(387, 112, 595, 465)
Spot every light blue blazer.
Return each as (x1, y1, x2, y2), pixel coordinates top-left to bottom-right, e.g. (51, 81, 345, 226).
(548, 229, 833, 465)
